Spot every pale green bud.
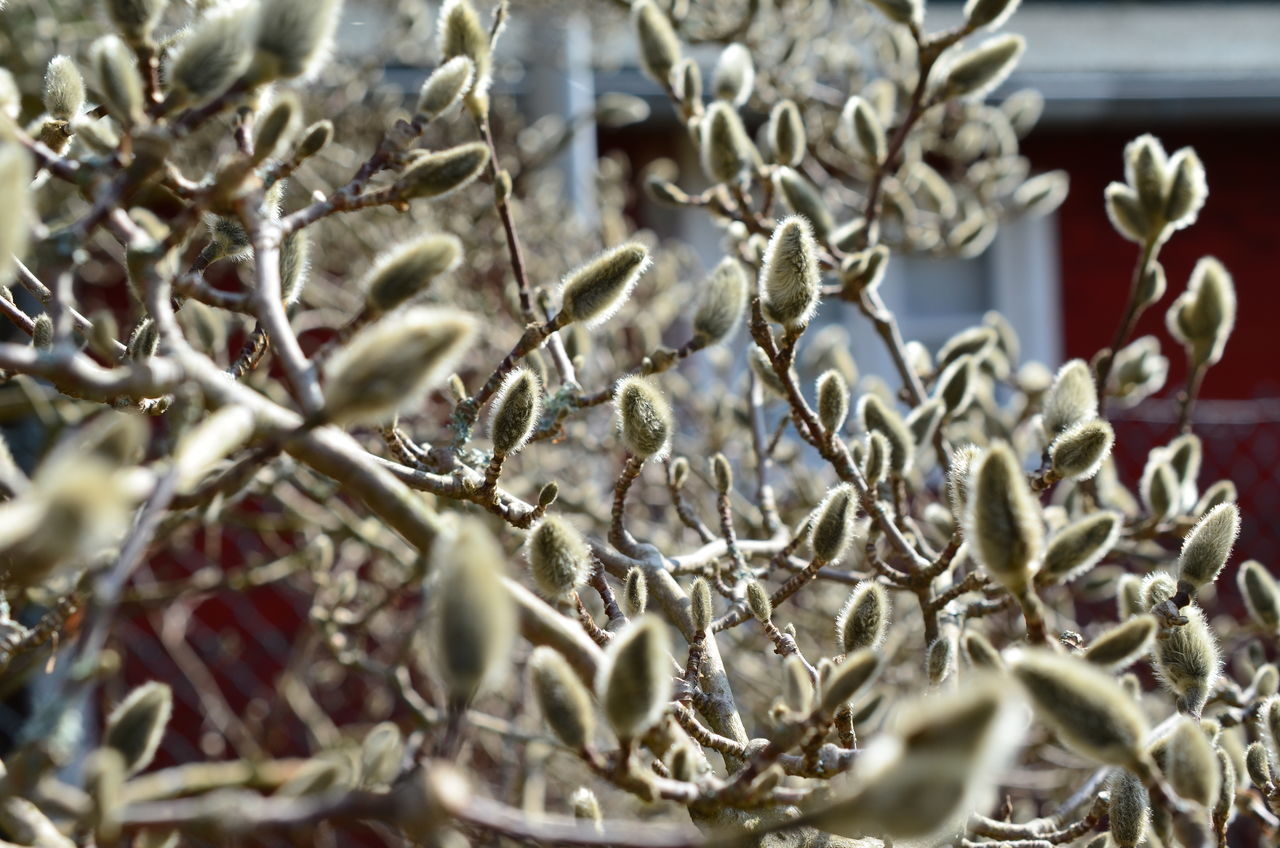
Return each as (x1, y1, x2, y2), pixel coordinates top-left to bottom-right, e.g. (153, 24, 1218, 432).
(1083, 615, 1156, 670)
(905, 399, 945, 457)
(964, 0, 1021, 31)
(105, 0, 168, 45)
(596, 615, 671, 740)
(819, 648, 881, 715)
(166, 5, 254, 109)
(416, 56, 475, 120)
(613, 375, 673, 460)
(359, 722, 404, 789)
(865, 0, 922, 27)
(1165, 717, 1219, 806)
(323, 307, 477, 426)
(1109, 769, 1150, 848)
(1140, 452, 1179, 523)
(816, 369, 849, 437)
(1165, 147, 1207, 231)
(430, 518, 515, 703)
(172, 405, 257, 495)
(250, 0, 342, 83)
(811, 484, 857, 563)
(966, 442, 1043, 594)
(623, 567, 647, 617)
(44, 56, 85, 121)
(927, 634, 956, 687)
(760, 216, 821, 329)
(362, 234, 462, 316)
(1014, 170, 1069, 218)
(490, 368, 541, 456)
(1040, 511, 1120, 585)
(1239, 560, 1280, 631)
(858, 393, 913, 474)
(962, 630, 1003, 670)
(438, 0, 491, 112)
(252, 92, 301, 164)
(32, 314, 53, 349)
(90, 35, 145, 128)
(935, 354, 976, 416)
(942, 35, 1025, 100)
(1125, 134, 1170, 222)
(1105, 182, 1150, 243)
(1042, 359, 1097, 435)
(836, 582, 889, 654)
(692, 258, 747, 347)
(1245, 742, 1272, 789)
(1010, 648, 1149, 768)
(559, 243, 650, 327)
(1178, 502, 1239, 590)
(396, 142, 491, 201)
(1153, 605, 1220, 715)
(1049, 418, 1114, 481)
(746, 580, 772, 623)
(768, 99, 806, 167)
(700, 101, 753, 184)
(710, 453, 732, 495)
(631, 0, 681, 87)
(105, 682, 172, 776)
(840, 95, 885, 164)
(530, 646, 595, 749)
(1166, 256, 1235, 366)
(774, 167, 833, 241)
(690, 577, 712, 633)
(712, 43, 753, 106)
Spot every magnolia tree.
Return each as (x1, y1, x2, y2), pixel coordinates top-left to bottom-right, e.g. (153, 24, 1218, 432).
(0, 0, 1273, 846)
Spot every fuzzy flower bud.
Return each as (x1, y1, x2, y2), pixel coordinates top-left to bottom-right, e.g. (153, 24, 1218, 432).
(249, 0, 342, 83)
(816, 369, 850, 438)
(811, 484, 857, 563)
(90, 35, 145, 127)
(416, 56, 475, 120)
(858, 393, 914, 474)
(840, 96, 886, 164)
(1082, 615, 1157, 670)
(965, 0, 1021, 31)
(1109, 769, 1150, 848)
(43, 56, 84, 120)
(105, 682, 172, 776)
(1166, 257, 1235, 366)
(623, 568, 647, 617)
(105, 0, 168, 45)
(559, 243, 651, 327)
(774, 167, 833, 241)
(322, 307, 476, 426)
(166, 5, 255, 110)
(1153, 605, 1220, 716)
(1178, 502, 1239, 591)
(966, 443, 1043, 593)
(362, 235, 462, 316)
(396, 142, 491, 201)
(1165, 717, 1220, 806)
(1239, 560, 1280, 631)
(1049, 418, 1114, 481)
(692, 258, 747, 347)
(746, 580, 772, 623)
(489, 368, 541, 456)
(613, 375, 673, 460)
(942, 35, 1026, 100)
(596, 614, 671, 740)
(1039, 511, 1120, 585)
(836, 582, 889, 653)
(1042, 359, 1097, 435)
(768, 99, 806, 167)
(530, 646, 595, 749)
(525, 515, 590, 601)
(712, 43, 753, 106)
(690, 577, 712, 633)
(700, 101, 754, 185)
(760, 216, 821, 329)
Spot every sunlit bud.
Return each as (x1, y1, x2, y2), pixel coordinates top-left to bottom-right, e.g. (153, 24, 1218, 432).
(596, 615, 671, 740)
(768, 99, 806, 167)
(1142, 571, 1177, 610)
(614, 375, 673, 460)
(1049, 419, 1114, 482)
(1010, 648, 1149, 767)
(811, 484, 857, 563)
(525, 515, 590, 603)
(1253, 664, 1279, 699)
(671, 58, 700, 104)
(560, 243, 650, 327)
(1178, 503, 1239, 591)
(816, 369, 849, 437)
(935, 355, 976, 416)
(249, 0, 342, 83)
(396, 142, 490, 201)
(166, 6, 254, 110)
(571, 787, 602, 828)
(361, 234, 461, 316)
(964, 0, 1021, 31)
(689, 577, 713, 634)
(623, 567, 647, 617)
(860, 431, 890, 488)
(905, 399, 945, 456)
(1125, 134, 1170, 221)
(31, 314, 53, 350)
(712, 43, 753, 106)
(0, 70, 20, 121)
(819, 649, 882, 716)
(1108, 769, 1150, 847)
(1165, 147, 1207, 231)
(43, 56, 84, 121)
(858, 393, 913, 474)
(927, 634, 956, 687)
(631, 0, 681, 87)
(1116, 574, 1143, 620)
(1140, 452, 1178, 523)
(489, 368, 541, 456)
(1165, 717, 1219, 806)
(962, 630, 1003, 670)
(105, 0, 167, 45)
(1039, 511, 1120, 586)
(1042, 359, 1097, 435)
(707, 453, 732, 496)
(836, 582, 889, 654)
(942, 35, 1025, 99)
(359, 722, 404, 789)
(1014, 170, 1069, 217)
(430, 518, 515, 703)
(865, 0, 922, 27)
(760, 216, 821, 329)
(946, 443, 982, 520)
(322, 307, 476, 426)
(1153, 605, 1221, 715)
(938, 326, 997, 369)
(437, 0, 490, 112)
(966, 443, 1043, 593)
(105, 682, 172, 776)
(810, 681, 1020, 842)
(530, 647, 595, 749)
(416, 56, 475, 120)
(90, 35, 144, 128)
(252, 93, 301, 164)
(839, 245, 890, 295)
(595, 92, 650, 127)
(1105, 182, 1150, 243)
(746, 580, 772, 624)
(1166, 256, 1236, 366)
(1245, 742, 1272, 789)
(840, 96, 885, 164)
(692, 258, 747, 347)
(774, 167, 833, 241)
(1239, 560, 1280, 631)
(1083, 615, 1156, 670)
(700, 101, 753, 184)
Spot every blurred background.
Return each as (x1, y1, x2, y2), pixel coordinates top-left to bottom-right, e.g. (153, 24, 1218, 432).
(1, 0, 1278, 836)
